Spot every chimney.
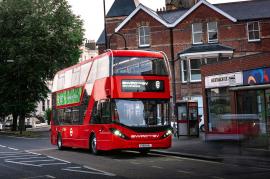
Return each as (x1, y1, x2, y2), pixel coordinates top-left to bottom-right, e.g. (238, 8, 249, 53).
(165, 0, 197, 10)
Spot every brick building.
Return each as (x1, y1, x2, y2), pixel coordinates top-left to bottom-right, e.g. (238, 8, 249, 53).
(97, 0, 270, 136)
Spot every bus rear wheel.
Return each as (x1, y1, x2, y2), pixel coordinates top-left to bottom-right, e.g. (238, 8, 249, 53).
(90, 134, 99, 155)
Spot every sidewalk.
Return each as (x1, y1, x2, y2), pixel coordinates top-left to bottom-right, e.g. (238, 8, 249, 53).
(152, 133, 270, 168)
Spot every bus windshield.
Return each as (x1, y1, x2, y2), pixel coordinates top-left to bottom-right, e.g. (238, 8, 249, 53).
(112, 99, 170, 127)
(113, 57, 168, 76)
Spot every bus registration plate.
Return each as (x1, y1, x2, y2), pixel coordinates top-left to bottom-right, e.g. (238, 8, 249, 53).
(139, 144, 152, 148)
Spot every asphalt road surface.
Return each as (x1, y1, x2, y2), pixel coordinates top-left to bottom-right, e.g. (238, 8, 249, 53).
(0, 131, 270, 179)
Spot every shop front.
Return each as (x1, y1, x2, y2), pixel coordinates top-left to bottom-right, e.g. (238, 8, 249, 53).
(204, 67, 270, 146)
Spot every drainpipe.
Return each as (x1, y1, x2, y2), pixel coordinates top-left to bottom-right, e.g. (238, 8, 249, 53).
(169, 28, 177, 121)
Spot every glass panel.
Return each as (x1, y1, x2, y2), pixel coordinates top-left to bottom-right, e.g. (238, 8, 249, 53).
(207, 58, 218, 64)
(249, 32, 255, 40)
(113, 99, 170, 127)
(144, 27, 150, 35)
(140, 36, 144, 45)
(208, 22, 217, 30)
(254, 31, 260, 40)
(209, 32, 217, 42)
(113, 57, 168, 76)
(96, 56, 109, 79)
(145, 35, 150, 45)
(248, 23, 253, 31)
(253, 22, 259, 31)
(207, 88, 231, 132)
(139, 27, 144, 35)
(193, 23, 202, 32)
(190, 59, 201, 69)
(193, 33, 203, 43)
(191, 70, 201, 81)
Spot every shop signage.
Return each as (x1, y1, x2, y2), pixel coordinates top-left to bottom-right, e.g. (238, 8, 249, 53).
(56, 87, 82, 106)
(122, 80, 164, 92)
(243, 67, 270, 85)
(205, 72, 243, 88)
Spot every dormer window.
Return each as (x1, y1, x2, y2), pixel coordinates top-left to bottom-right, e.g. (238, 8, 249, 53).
(138, 26, 150, 47)
(207, 22, 218, 43)
(247, 21, 260, 42)
(192, 23, 203, 44)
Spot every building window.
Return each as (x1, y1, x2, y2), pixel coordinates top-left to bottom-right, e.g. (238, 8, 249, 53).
(138, 26, 150, 47)
(192, 23, 203, 44)
(247, 21, 260, 42)
(207, 22, 218, 43)
(190, 59, 201, 81)
(181, 59, 202, 83)
(207, 88, 231, 132)
(181, 60, 188, 82)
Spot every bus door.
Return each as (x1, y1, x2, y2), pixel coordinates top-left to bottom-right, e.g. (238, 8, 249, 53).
(91, 100, 112, 149)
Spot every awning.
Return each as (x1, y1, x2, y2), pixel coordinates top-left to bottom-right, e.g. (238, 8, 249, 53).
(230, 84, 270, 91)
(178, 44, 234, 58)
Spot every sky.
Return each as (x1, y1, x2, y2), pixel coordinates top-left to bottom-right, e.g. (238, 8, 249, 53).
(67, 0, 248, 41)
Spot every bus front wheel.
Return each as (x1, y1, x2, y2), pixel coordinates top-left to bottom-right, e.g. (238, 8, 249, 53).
(90, 134, 99, 155)
(57, 134, 65, 150)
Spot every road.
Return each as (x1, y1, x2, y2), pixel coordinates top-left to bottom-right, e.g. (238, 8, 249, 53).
(0, 130, 270, 179)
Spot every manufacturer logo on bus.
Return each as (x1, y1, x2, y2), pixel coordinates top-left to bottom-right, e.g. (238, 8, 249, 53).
(130, 134, 159, 139)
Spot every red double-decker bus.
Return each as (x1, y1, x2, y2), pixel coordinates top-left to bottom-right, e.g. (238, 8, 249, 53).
(51, 50, 172, 154)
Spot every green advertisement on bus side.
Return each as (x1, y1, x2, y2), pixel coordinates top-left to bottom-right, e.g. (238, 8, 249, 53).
(56, 87, 82, 106)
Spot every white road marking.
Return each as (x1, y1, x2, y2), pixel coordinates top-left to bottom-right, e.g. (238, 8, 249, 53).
(21, 175, 56, 179)
(177, 170, 194, 175)
(7, 156, 47, 160)
(47, 156, 71, 164)
(39, 163, 68, 166)
(25, 151, 42, 156)
(84, 165, 116, 176)
(0, 152, 25, 156)
(151, 165, 163, 169)
(152, 153, 223, 165)
(5, 160, 41, 167)
(0, 154, 37, 159)
(26, 148, 56, 152)
(7, 147, 19, 151)
(19, 159, 55, 163)
(0, 145, 7, 148)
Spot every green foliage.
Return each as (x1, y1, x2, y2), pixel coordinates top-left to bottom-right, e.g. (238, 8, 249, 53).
(0, 0, 84, 127)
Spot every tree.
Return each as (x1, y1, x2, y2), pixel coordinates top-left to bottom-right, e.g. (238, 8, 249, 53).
(0, 0, 84, 132)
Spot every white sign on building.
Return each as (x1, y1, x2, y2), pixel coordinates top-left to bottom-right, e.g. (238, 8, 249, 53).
(205, 72, 243, 89)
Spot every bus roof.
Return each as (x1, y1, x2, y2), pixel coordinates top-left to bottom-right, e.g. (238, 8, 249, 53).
(55, 50, 164, 75)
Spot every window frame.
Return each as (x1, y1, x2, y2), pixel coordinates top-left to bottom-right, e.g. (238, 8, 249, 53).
(247, 21, 260, 42)
(192, 23, 203, 45)
(181, 60, 188, 83)
(207, 22, 218, 43)
(138, 26, 150, 47)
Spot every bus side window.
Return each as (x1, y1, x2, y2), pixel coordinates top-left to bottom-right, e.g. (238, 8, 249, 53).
(91, 102, 101, 124)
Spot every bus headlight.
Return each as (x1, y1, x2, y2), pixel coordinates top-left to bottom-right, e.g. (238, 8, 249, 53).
(161, 129, 173, 138)
(110, 128, 129, 140)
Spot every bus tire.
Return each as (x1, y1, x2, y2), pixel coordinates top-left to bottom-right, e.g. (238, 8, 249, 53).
(90, 134, 99, 155)
(57, 133, 65, 150)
